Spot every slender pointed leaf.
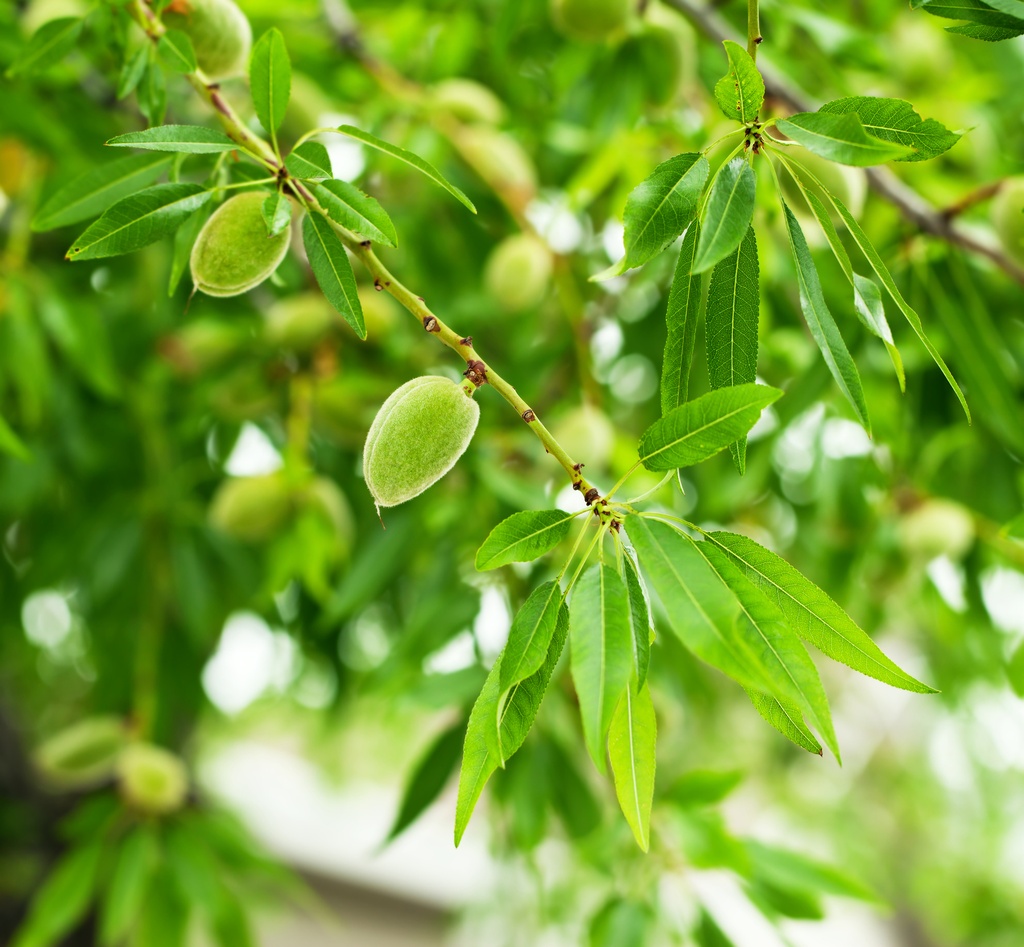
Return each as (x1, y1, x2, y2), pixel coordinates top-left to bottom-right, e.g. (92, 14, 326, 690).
(158, 29, 196, 73)
(780, 201, 870, 430)
(106, 125, 236, 154)
(608, 683, 657, 852)
(33, 154, 174, 232)
(695, 540, 840, 761)
(99, 828, 159, 946)
(693, 158, 756, 274)
(661, 223, 703, 415)
(455, 614, 567, 845)
(626, 516, 773, 693)
(775, 112, 914, 166)
(386, 722, 464, 843)
(250, 28, 291, 139)
(302, 213, 365, 339)
(618, 153, 709, 271)
(332, 125, 477, 213)
(499, 580, 566, 693)
(475, 510, 576, 571)
(315, 179, 398, 247)
(285, 141, 332, 180)
(714, 40, 765, 124)
(746, 690, 823, 755)
(570, 564, 633, 773)
(7, 17, 82, 77)
(706, 225, 760, 471)
(261, 192, 291, 238)
(638, 383, 782, 471)
(818, 97, 960, 162)
(706, 531, 936, 693)
(622, 550, 652, 688)
(66, 183, 211, 261)
(11, 842, 102, 947)
(117, 46, 148, 100)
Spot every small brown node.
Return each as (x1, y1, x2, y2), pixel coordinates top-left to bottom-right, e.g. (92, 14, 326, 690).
(463, 359, 488, 387)
(423, 316, 439, 332)
(610, 519, 622, 532)
(572, 482, 582, 492)
(573, 462, 585, 472)
(373, 278, 383, 291)
(360, 239, 372, 248)
(460, 336, 473, 347)
(754, 35, 763, 44)
(521, 408, 536, 423)
(584, 487, 600, 506)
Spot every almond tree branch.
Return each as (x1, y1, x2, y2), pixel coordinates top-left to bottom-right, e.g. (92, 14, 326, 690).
(126, 0, 606, 506)
(662, 0, 1024, 286)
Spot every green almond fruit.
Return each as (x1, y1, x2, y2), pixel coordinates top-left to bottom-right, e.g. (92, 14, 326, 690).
(263, 292, 336, 350)
(897, 498, 975, 562)
(117, 743, 189, 816)
(993, 177, 1024, 268)
(163, 0, 252, 81)
(35, 716, 126, 788)
(363, 376, 480, 508)
(209, 471, 292, 542)
(190, 191, 291, 297)
(484, 233, 553, 312)
(551, 0, 631, 42)
(429, 78, 506, 125)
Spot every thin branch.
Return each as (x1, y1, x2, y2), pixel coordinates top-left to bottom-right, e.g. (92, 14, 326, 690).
(125, 0, 606, 505)
(662, 0, 1024, 286)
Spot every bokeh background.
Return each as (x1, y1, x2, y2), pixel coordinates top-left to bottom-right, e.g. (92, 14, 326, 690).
(1, 0, 1023, 944)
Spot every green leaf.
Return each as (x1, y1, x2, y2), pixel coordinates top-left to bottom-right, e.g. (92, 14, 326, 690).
(137, 54, 167, 126)
(818, 97, 960, 162)
(38, 293, 120, 399)
(627, 517, 774, 694)
(746, 841, 880, 902)
(661, 223, 702, 415)
(788, 179, 905, 387)
(694, 538, 840, 761)
(475, 510, 576, 571)
(706, 531, 937, 693)
(668, 769, 743, 807)
(106, 125, 236, 154)
(332, 124, 477, 213)
(746, 689, 823, 755)
(168, 202, 211, 295)
(314, 179, 398, 248)
(250, 28, 291, 140)
(284, 142, 332, 180)
(622, 550, 652, 688)
(714, 40, 765, 124)
(814, 180, 970, 420)
(158, 29, 197, 73)
(66, 183, 211, 261)
(261, 192, 291, 238)
(589, 899, 653, 947)
(99, 828, 159, 946)
(386, 722, 464, 842)
(693, 158, 756, 274)
(706, 225, 760, 472)
(134, 869, 189, 947)
(117, 46, 148, 100)
(638, 383, 782, 471)
(570, 563, 634, 773)
(499, 581, 566, 693)
(301, 213, 365, 339)
(780, 201, 870, 430)
(0, 413, 30, 461)
(608, 682, 656, 852)
(774, 112, 914, 166)
(7, 17, 83, 77)
(455, 613, 567, 845)
(34, 154, 174, 232)
(912, 0, 1024, 39)
(618, 153, 709, 271)
(11, 841, 102, 947)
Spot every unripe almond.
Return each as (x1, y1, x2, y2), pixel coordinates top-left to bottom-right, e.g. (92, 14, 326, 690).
(484, 233, 553, 312)
(209, 472, 292, 542)
(117, 743, 188, 816)
(163, 0, 252, 81)
(35, 716, 125, 788)
(363, 376, 479, 508)
(429, 78, 506, 125)
(303, 476, 355, 558)
(993, 177, 1024, 267)
(190, 192, 291, 297)
(897, 498, 975, 561)
(264, 293, 336, 351)
(551, 0, 631, 41)
(456, 127, 537, 206)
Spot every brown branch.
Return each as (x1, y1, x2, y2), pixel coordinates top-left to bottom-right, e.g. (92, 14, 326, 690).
(662, 0, 1024, 286)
